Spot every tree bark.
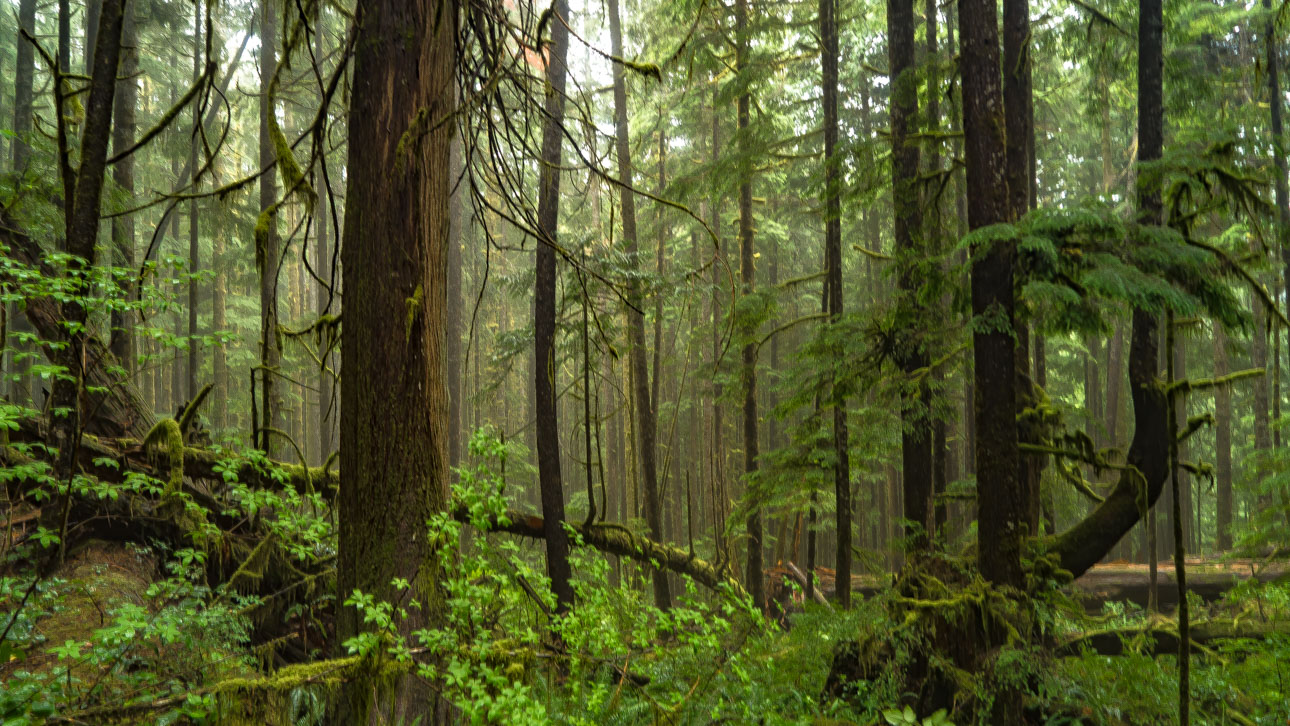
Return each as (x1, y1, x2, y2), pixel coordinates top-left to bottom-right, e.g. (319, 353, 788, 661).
(735, 0, 765, 610)
(1215, 328, 1233, 550)
(48, 0, 126, 567)
(109, 0, 138, 368)
(889, 0, 931, 549)
(960, 0, 1021, 588)
(534, 0, 576, 616)
(257, 0, 283, 455)
(607, 0, 671, 610)
(820, 0, 851, 608)
(1048, 0, 1168, 581)
(11, 0, 35, 172)
(334, 0, 457, 719)
(187, 0, 201, 402)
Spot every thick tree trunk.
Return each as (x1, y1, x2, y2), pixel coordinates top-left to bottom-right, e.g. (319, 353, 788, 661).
(534, 0, 576, 615)
(820, 0, 851, 608)
(607, 0, 671, 610)
(334, 0, 457, 719)
(1004, 0, 1039, 536)
(109, 0, 138, 368)
(889, 0, 931, 549)
(961, 0, 1021, 589)
(49, 0, 126, 567)
(11, 0, 35, 172)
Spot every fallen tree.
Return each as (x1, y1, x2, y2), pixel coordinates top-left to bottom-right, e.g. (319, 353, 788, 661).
(1057, 618, 1290, 657)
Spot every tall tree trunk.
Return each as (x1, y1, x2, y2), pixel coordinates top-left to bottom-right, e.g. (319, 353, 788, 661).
(1004, 0, 1039, 535)
(212, 231, 227, 432)
(820, 0, 850, 607)
(187, 1, 201, 401)
(607, 0, 671, 610)
(335, 0, 456, 720)
(109, 0, 137, 369)
(735, 0, 765, 610)
(11, 0, 35, 172)
(446, 136, 463, 471)
(85, 0, 102, 74)
(49, 0, 125, 565)
(1215, 328, 1233, 550)
(709, 83, 727, 565)
(534, 0, 576, 615)
(1252, 290, 1271, 507)
(257, 0, 282, 455)
(889, 0, 931, 548)
(961, 0, 1021, 588)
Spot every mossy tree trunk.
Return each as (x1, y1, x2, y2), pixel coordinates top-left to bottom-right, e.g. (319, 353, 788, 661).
(334, 0, 457, 719)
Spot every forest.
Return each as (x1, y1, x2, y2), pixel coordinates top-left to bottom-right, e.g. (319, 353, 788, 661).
(0, 0, 1288, 721)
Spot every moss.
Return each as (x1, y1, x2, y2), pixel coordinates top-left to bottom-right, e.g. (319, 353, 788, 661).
(404, 284, 424, 342)
(269, 114, 316, 213)
(143, 418, 184, 495)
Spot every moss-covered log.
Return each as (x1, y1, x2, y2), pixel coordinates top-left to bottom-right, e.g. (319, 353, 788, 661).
(1057, 618, 1290, 656)
(466, 511, 748, 600)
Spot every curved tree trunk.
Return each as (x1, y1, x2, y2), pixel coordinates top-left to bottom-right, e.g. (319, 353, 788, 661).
(534, 0, 576, 616)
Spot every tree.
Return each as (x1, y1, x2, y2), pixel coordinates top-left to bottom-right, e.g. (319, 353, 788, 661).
(960, 0, 1020, 591)
(608, 0, 671, 610)
(1003, 0, 1039, 534)
(888, 0, 931, 548)
(534, 0, 576, 616)
(735, 0, 765, 609)
(819, 0, 851, 608)
(257, 0, 283, 455)
(334, 0, 457, 719)
(48, 0, 126, 566)
(108, 0, 138, 368)
(11, 0, 35, 172)
(187, 0, 201, 401)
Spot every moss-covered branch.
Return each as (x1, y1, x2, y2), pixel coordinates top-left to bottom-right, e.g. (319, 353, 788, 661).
(467, 510, 748, 599)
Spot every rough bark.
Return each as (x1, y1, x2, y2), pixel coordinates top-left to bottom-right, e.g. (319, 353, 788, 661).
(1004, 0, 1040, 536)
(890, 0, 931, 549)
(11, 0, 35, 172)
(46, 0, 125, 569)
(820, 0, 851, 608)
(608, 0, 671, 610)
(534, 0, 576, 615)
(109, 0, 138, 369)
(334, 0, 457, 719)
(960, 0, 1021, 589)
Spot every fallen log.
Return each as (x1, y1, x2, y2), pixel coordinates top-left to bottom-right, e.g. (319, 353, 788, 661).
(0, 210, 153, 439)
(6, 415, 744, 600)
(1071, 561, 1289, 611)
(1057, 618, 1290, 656)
